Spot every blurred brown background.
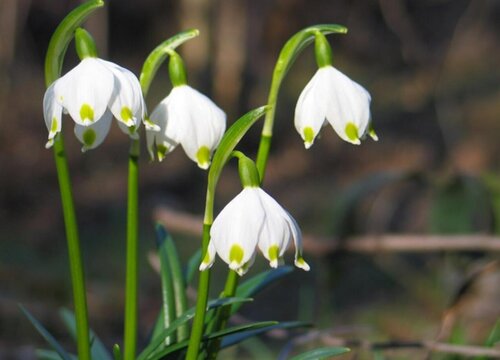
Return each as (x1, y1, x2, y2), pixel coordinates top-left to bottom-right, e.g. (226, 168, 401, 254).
(0, 0, 499, 358)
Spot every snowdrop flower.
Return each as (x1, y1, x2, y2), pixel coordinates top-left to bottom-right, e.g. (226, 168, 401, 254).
(146, 51, 226, 169)
(294, 32, 376, 148)
(43, 28, 147, 151)
(200, 154, 309, 275)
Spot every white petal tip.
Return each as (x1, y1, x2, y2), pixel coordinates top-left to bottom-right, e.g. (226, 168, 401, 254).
(197, 162, 210, 170)
(145, 123, 161, 132)
(295, 258, 310, 271)
(199, 262, 212, 272)
(304, 142, 313, 149)
(269, 260, 279, 268)
(229, 261, 241, 271)
(45, 139, 54, 149)
(349, 139, 361, 145)
(370, 133, 379, 141)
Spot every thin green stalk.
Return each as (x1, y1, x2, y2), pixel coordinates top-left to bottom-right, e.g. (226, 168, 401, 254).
(186, 223, 212, 360)
(53, 134, 91, 360)
(123, 139, 140, 360)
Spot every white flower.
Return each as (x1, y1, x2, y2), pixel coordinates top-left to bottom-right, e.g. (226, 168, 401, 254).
(199, 187, 310, 275)
(43, 57, 147, 151)
(146, 85, 226, 169)
(294, 66, 376, 148)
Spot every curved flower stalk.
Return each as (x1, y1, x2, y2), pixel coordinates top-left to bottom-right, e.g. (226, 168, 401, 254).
(43, 28, 147, 151)
(295, 32, 376, 148)
(200, 153, 310, 275)
(146, 51, 226, 169)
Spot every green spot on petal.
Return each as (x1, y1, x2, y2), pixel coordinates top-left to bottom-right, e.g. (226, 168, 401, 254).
(80, 103, 94, 122)
(121, 106, 133, 122)
(229, 244, 244, 266)
(303, 127, 315, 148)
(202, 251, 211, 265)
(268, 245, 279, 262)
(157, 144, 168, 161)
(345, 122, 359, 143)
(50, 117, 58, 133)
(369, 124, 379, 141)
(82, 128, 96, 147)
(196, 146, 211, 169)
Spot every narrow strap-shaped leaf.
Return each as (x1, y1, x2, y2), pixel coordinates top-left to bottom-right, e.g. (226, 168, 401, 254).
(155, 224, 177, 345)
(155, 224, 189, 341)
(19, 305, 72, 360)
(59, 308, 112, 360)
(140, 29, 199, 96)
(204, 106, 268, 223)
(289, 347, 351, 360)
(233, 266, 293, 314)
(36, 349, 77, 360)
(185, 249, 202, 285)
(220, 321, 310, 349)
(137, 297, 253, 360)
(44, 0, 104, 86)
(475, 320, 500, 360)
(149, 321, 279, 360)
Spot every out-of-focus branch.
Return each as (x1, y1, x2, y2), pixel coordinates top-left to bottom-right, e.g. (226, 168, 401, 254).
(154, 206, 500, 255)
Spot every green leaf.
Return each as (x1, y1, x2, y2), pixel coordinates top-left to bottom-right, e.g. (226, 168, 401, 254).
(185, 249, 202, 285)
(140, 29, 199, 96)
(137, 297, 252, 360)
(289, 347, 350, 360)
(59, 308, 112, 360)
(482, 173, 500, 234)
(45, 0, 104, 85)
(429, 175, 490, 234)
(35, 349, 77, 360)
(221, 321, 310, 349)
(149, 321, 279, 359)
(155, 223, 189, 341)
(205, 106, 268, 222)
(19, 305, 72, 360)
(233, 266, 293, 314)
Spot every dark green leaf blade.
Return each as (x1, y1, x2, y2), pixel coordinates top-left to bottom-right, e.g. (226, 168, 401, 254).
(233, 266, 293, 314)
(221, 321, 310, 349)
(137, 297, 253, 360)
(19, 305, 72, 360)
(59, 308, 112, 360)
(289, 347, 351, 360)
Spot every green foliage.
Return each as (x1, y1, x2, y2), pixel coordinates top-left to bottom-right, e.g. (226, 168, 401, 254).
(289, 347, 350, 360)
(475, 320, 500, 360)
(59, 308, 112, 360)
(19, 305, 73, 360)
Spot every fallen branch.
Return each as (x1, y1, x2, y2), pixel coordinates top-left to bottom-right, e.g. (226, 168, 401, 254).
(154, 206, 500, 255)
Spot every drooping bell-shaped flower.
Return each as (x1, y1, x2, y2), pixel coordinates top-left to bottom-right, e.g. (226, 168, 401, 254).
(146, 51, 226, 169)
(294, 32, 377, 148)
(43, 28, 147, 151)
(199, 154, 309, 275)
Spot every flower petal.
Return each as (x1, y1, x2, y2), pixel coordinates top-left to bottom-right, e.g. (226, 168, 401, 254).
(210, 188, 262, 269)
(147, 96, 179, 161)
(199, 240, 216, 271)
(324, 66, 371, 145)
(294, 68, 330, 149)
(57, 58, 114, 126)
(43, 81, 63, 148)
(73, 110, 113, 151)
(100, 59, 145, 128)
(169, 86, 226, 168)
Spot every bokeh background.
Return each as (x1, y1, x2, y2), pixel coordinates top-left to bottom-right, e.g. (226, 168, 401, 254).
(0, 0, 499, 358)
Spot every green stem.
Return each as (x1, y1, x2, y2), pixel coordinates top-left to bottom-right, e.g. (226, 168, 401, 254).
(255, 134, 272, 183)
(53, 134, 91, 360)
(123, 139, 140, 360)
(186, 223, 212, 360)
